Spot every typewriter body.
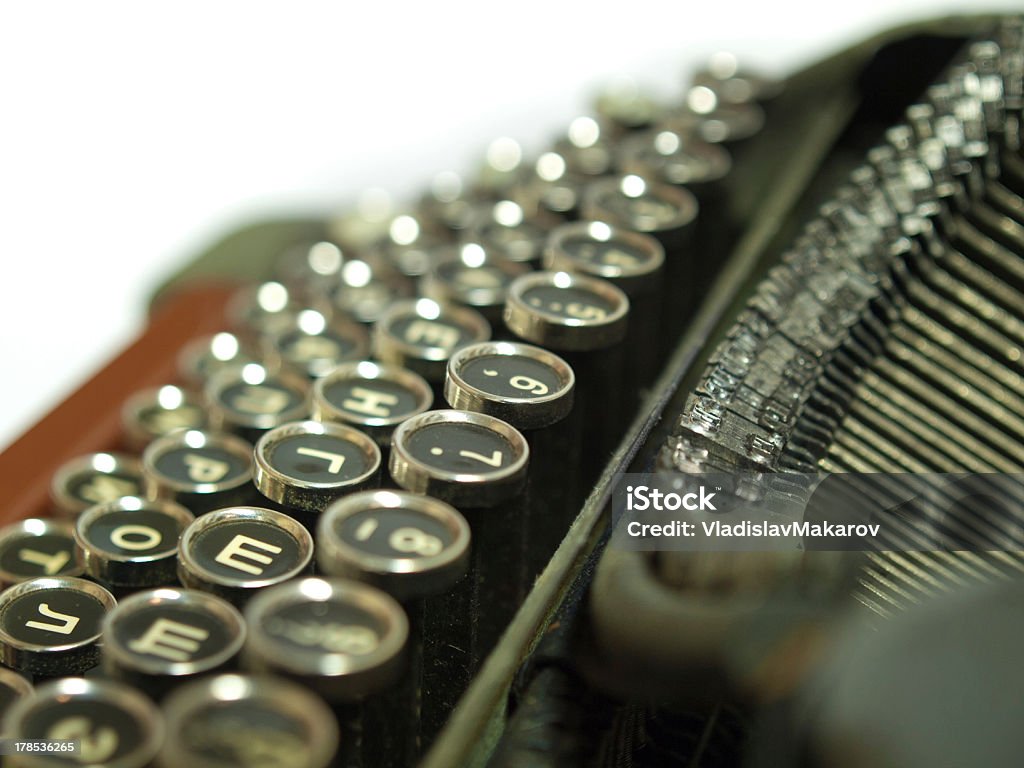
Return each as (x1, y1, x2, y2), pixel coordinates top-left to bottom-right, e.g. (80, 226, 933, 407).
(1, 13, 1023, 768)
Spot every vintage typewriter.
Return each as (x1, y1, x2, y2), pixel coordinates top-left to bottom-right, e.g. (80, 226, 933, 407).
(1, 12, 1022, 767)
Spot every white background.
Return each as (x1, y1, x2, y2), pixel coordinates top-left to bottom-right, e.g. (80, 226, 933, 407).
(0, 1, 1018, 451)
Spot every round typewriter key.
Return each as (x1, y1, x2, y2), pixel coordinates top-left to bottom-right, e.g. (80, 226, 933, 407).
(466, 198, 560, 265)
(516, 155, 592, 218)
(227, 280, 310, 339)
(615, 129, 731, 303)
(692, 52, 783, 104)
(593, 75, 662, 133)
(206, 363, 310, 442)
(317, 490, 471, 601)
(243, 577, 408, 702)
(274, 240, 344, 292)
(75, 497, 194, 589)
(327, 187, 395, 251)
(0, 519, 82, 589)
(421, 242, 529, 324)
(503, 270, 629, 351)
(0, 577, 115, 676)
(312, 361, 433, 447)
(103, 589, 245, 695)
(666, 85, 765, 144)
(50, 452, 148, 519)
(121, 385, 209, 451)
(508, 270, 629, 510)
(551, 116, 614, 176)
(0, 668, 32, 727)
(543, 220, 665, 297)
(581, 174, 697, 335)
(4, 677, 163, 768)
(324, 253, 416, 325)
(445, 341, 575, 430)
(417, 170, 477, 233)
(143, 430, 254, 515)
(254, 421, 382, 514)
(474, 136, 530, 196)
(545, 221, 665, 389)
(618, 128, 733, 192)
(373, 212, 450, 277)
(374, 298, 491, 383)
(160, 674, 338, 768)
(177, 331, 270, 389)
(390, 410, 529, 507)
(580, 174, 698, 248)
(267, 309, 369, 378)
(177, 507, 314, 606)
(447, 344, 579, 582)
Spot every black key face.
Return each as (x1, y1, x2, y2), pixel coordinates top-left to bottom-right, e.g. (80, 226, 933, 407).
(521, 284, 616, 320)
(276, 240, 343, 286)
(334, 507, 455, 559)
(314, 364, 434, 446)
(0, 527, 78, 583)
(255, 423, 381, 512)
(1, 587, 107, 647)
(321, 377, 422, 422)
(230, 282, 304, 335)
(376, 301, 491, 381)
(331, 256, 416, 322)
(162, 675, 339, 767)
(136, 401, 207, 438)
(584, 176, 698, 234)
(317, 491, 471, 599)
(20, 699, 145, 764)
(81, 508, 184, 559)
(605, 193, 678, 226)
(264, 432, 374, 485)
(244, 580, 407, 700)
(109, 604, 236, 667)
(192, 350, 254, 382)
(152, 445, 251, 489)
(405, 422, 515, 475)
(477, 220, 548, 263)
(622, 131, 731, 185)
(390, 411, 529, 505)
(672, 99, 764, 142)
(337, 280, 390, 314)
(218, 380, 305, 419)
(67, 471, 143, 508)
(178, 701, 310, 767)
(544, 224, 664, 297)
(190, 520, 305, 582)
(561, 234, 653, 272)
(385, 246, 439, 280)
(436, 261, 511, 292)
(388, 314, 477, 352)
(278, 328, 364, 374)
(445, 343, 575, 429)
(459, 354, 563, 399)
(180, 333, 261, 384)
(263, 600, 386, 657)
(654, 147, 712, 176)
(425, 253, 530, 321)
(506, 272, 628, 351)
